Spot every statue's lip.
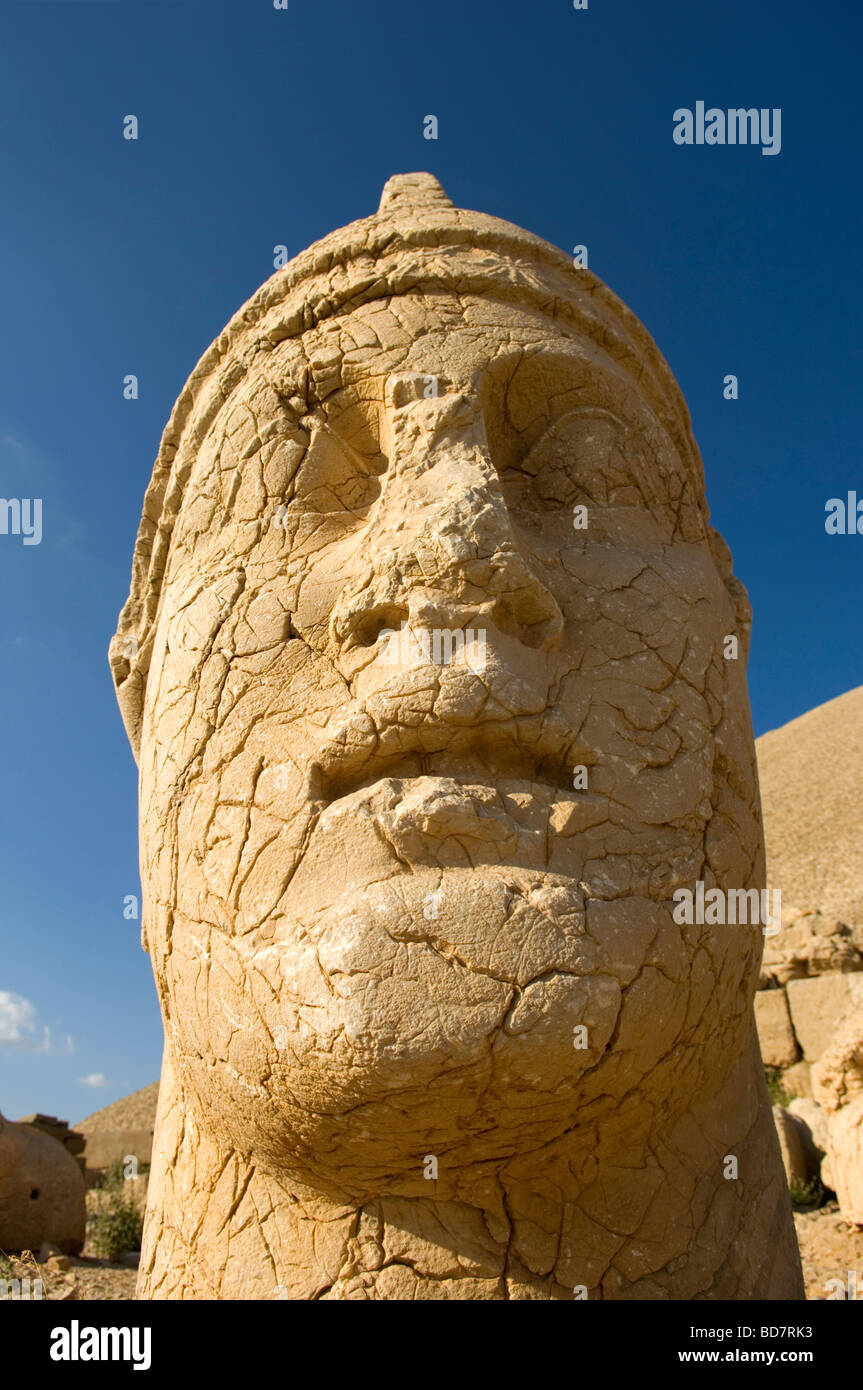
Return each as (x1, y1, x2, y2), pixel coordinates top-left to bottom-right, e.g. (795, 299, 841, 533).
(309, 719, 584, 810)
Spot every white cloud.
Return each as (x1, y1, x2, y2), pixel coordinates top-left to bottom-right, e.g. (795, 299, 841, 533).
(0, 431, 29, 460)
(0, 991, 37, 1042)
(0, 992, 72, 1054)
(79, 1073, 109, 1088)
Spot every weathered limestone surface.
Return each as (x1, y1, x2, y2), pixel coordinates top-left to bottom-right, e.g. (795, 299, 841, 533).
(110, 173, 803, 1300)
(760, 906, 863, 989)
(813, 1006, 863, 1223)
(783, 1061, 813, 1099)
(772, 1106, 813, 1187)
(787, 975, 863, 1064)
(0, 1113, 86, 1255)
(787, 1098, 828, 1160)
(16, 1114, 86, 1171)
(754, 989, 799, 1069)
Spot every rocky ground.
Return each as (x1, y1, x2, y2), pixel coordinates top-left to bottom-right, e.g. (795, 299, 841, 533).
(794, 1202, 863, 1299)
(2, 1251, 137, 1300)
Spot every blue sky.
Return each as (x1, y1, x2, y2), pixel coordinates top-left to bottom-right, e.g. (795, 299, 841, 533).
(1, 0, 860, 1122)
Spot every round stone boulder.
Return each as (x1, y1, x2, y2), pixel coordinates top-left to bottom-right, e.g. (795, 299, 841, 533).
(0, 1111, 86, 1254)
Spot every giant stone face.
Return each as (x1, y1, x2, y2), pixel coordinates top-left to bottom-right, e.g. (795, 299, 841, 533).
(112, 175, 801, 1298)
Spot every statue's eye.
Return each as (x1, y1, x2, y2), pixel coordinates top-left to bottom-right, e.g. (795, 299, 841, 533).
(291, 421, 386, 520)
(519, 409, 643, 510)
(496, 406, 672, 546)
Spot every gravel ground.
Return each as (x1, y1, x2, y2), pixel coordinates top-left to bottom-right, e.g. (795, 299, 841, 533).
(794, 1202, 863, 1300)
(2, 1252, 138, 1300)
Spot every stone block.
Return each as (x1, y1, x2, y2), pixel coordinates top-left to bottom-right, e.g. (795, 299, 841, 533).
(772, 1106, 812, 1186)
(786, 974, 863, 1061)
(755, 988, 799, 1067)
(782, 1060, 812, 1099)
(81, 1129, 153, 1177)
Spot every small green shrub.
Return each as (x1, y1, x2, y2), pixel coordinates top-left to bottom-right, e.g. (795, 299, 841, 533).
(789, 1177, 828, 1211)
(97, 1158, 150, 1190)
(765, 1067, 793, 1105)
(88, 1188, 143, 1260)
(98, 1159, 126, 1192)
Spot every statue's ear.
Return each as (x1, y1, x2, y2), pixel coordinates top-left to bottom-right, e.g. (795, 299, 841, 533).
(709, 526, 753, 665)
(108, 628, 149, 766)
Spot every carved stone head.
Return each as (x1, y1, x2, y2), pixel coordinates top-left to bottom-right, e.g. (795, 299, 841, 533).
(111, 175, 801, 1299)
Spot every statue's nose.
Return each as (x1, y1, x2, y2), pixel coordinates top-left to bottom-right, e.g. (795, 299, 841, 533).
(330, 375, 564, 659)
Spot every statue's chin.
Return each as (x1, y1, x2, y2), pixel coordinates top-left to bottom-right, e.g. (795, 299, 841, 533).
(166, 867, 707, 1192)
